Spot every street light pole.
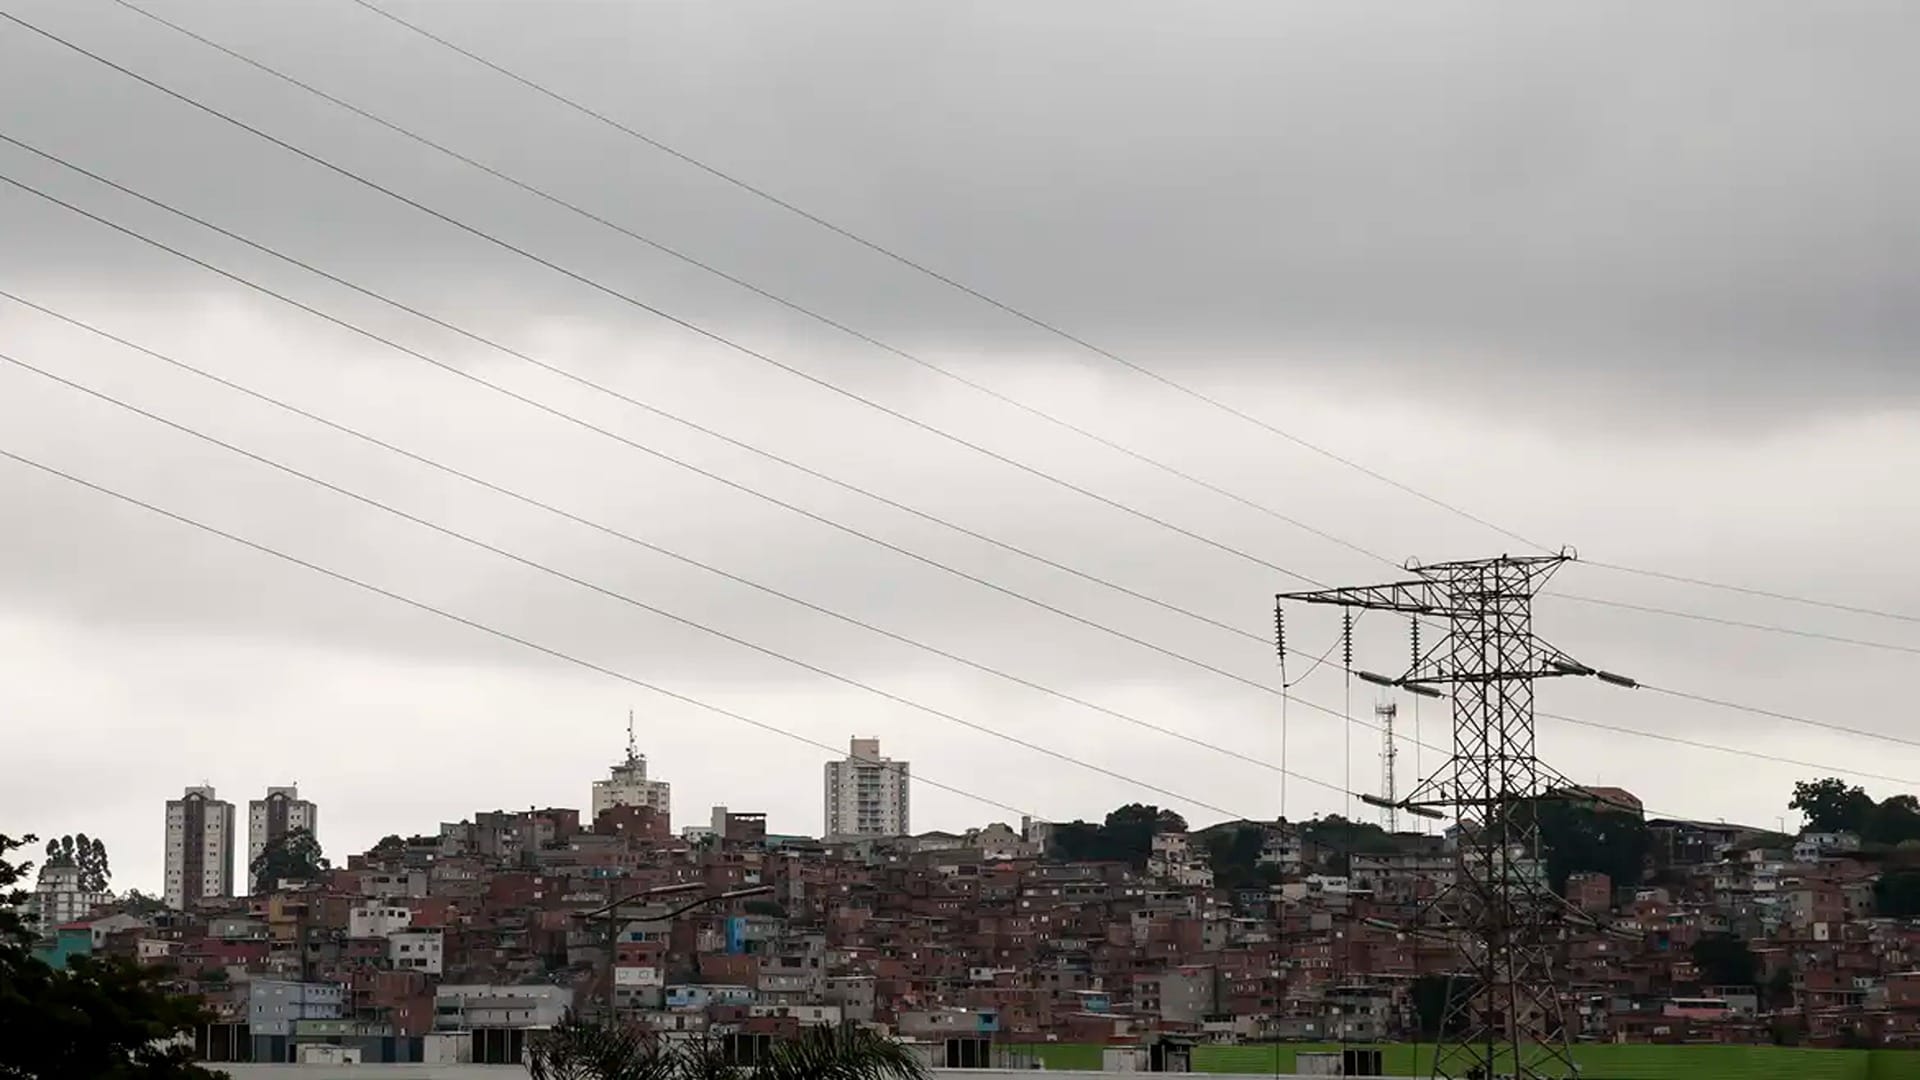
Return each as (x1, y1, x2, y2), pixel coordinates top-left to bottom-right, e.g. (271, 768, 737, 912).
(586, 884, 775, 1022)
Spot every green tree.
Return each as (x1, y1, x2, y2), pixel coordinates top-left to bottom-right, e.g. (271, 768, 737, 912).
(250, 827, 328, 888)
(1766, 967, 1795, 1009)
(1409, 974, 1477, 1039)
(1206, 825, 1284, 891)
(0, 832, 224, 1079)
(1691, 933, 1758, 988)
(1865, 795, 1920, 847)
(529, 1014, 927, 1080)
(1875, 869, 1920, 917)
(1532, 801, 1649, 894)
(1048, 804, 1187, 868)
(119, 889, 169, 917)
(1791, 778, 1874, 834)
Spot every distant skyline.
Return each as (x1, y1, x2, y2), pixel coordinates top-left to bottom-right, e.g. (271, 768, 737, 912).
(2, 0, 1916, 893)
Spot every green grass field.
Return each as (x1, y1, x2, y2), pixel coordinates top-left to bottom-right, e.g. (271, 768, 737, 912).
(999, 1042, 1920, 1078)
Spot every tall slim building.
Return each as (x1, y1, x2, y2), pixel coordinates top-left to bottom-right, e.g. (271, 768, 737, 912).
(248, 786, 319, 893)
(824, 737, 909, 841)
(164, 785, 236, 910)
(591, 714, 671, 827)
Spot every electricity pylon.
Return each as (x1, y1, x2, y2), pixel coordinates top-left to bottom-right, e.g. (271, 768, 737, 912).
(1278, 552, 1616, 1080)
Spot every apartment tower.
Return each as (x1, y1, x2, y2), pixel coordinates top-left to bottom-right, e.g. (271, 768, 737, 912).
(248, 785, 319, 893)
(824, 737, 910, 841)
(164, 785, 236, 910)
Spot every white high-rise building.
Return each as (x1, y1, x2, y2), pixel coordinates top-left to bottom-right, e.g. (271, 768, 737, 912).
(824, 737, 909, 841)
(591, 714, 671, 827)
(27, 861, 108, 932)
(165, 785, 236, 910)
(248, 786, 319, 893)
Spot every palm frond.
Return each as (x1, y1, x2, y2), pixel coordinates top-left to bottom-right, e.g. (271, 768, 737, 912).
(527, 1012, 682, 1080)
(750, 1025, 929, 1080)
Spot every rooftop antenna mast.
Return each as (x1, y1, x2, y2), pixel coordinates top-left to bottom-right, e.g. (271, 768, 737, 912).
(626, 708, 638, 765)
(1278, 551, 1628, 1080)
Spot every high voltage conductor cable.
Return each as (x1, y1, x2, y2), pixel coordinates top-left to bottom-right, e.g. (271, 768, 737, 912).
(0, 132, 1265, 647)
(1534, 709, 1918, 788)
(0, 170, 1410, 763)
(15, 204, 1868, 788)
(339, 0, 1909, 627)
(0, 447, 1043, 821)
(99, 0, 1398, 574)
(1581, 559, 1920, 627)
(0, 287, 1361, 801)
(0, 349, 1256, 820)
(1546, 590, 1920, 657)
(336, 0, 1546, 556)
(1638, 684, 1920, 753)
(0, 12, 1330, 591)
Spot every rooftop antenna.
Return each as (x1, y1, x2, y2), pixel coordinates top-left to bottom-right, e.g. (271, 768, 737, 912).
(626, 709, 638, 765)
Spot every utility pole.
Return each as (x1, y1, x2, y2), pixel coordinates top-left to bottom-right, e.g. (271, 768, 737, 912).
(583, 883, 774, 1022)
(1278, 552, 1626, 1080)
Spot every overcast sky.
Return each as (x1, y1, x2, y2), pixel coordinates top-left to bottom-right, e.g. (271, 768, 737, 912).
(3, 0, 1917, 893)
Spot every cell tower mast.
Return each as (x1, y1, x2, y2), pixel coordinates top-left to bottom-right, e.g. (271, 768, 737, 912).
(1377, 700, 1399, 834)
(1278, 551, 1615, 1080)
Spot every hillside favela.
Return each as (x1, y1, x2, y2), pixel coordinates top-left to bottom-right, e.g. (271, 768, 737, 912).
(14, 731, 1920, 1078)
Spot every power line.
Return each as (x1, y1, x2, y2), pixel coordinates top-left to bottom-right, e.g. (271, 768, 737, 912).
(1, 10, 1330, 591)
(0, 286, 1359, 802)
(0, 130, 1263, 647)
(1535, 710, 1918, 788)
(4, 143, 1885, 803)
(0, 166, 1402, 765)
(1581, 559, 1920, 628)
(0, 347, 1255, 821)
(1546, 591, 1920, 657)
(1641, 683, 1920, 754)
(101, 0, 1399, 575)
(338, 0, 1547, 556)
(340, 0, 1912, 628)
(0, 445, 1044, 822)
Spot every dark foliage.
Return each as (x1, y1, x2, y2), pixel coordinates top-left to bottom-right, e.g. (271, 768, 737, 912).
(250, 827, 328, 888)
(529, 1014, 928, 1080)
(0, 832, 224, 1079)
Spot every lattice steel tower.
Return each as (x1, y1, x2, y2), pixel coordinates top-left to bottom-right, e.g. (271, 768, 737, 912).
(1278, 552, 1604, 1080)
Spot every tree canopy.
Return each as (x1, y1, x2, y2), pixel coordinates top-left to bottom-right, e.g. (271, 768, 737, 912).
(1691, 933, 1759, 988)
(1, 831, 223, 1079)
(1047, 803, 1187, 868)
(1791, 778, 1876, 835)
(250, 826, 328, 889)
(1790, 778, 1920, 846)
(44, 833, 111, 893)
(1205, 824, 1283, 891)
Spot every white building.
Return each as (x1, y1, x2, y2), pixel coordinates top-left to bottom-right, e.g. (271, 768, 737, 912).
(390, 928, 444, 974)
(349, 903, 413, 939)
(27, 861, 107, 933)
(433, 985, 570, 1029)
(591, 720, 672, 827)
(824, 737, 910, 841)
(248, 979, 345, 1037)
(165, 785, 236, 910)
(248, 786, 318, 893)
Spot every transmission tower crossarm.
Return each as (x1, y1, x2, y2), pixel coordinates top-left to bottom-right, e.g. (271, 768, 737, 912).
(1275, 579, 1445, 616)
